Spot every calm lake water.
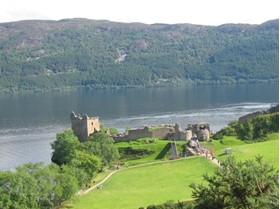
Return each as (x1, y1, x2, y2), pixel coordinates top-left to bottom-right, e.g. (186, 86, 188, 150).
(0, 83, 278, 170)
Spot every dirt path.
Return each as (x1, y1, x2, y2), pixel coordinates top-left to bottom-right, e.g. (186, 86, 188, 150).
(77, 169, 121, 195)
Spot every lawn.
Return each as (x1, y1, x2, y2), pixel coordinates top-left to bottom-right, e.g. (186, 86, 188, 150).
(66, 157, 216, 209)
(203, 132, 279, 168)
(65, 133, 278, 209)
(115, 138, 186, 165)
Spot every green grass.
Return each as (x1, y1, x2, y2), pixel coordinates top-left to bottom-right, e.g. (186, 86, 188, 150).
(66, 157, 216, 209)
(217, 137, 279, 169)
(115, 139, 186, 165)
(202, 135, 247, 151)
(65, 133, 278, 209)
(203, 132, 279, 168)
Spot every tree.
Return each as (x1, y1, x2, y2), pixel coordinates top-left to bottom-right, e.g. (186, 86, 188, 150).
(51, 130, 80, 165)
(190, 156, 278, 209)
(0, 164, 41, 209)
(0, 163, 52, 209)
(0, 171, 18, 209)
(69, 150, 101, 177)
(47, 163, 79, 206)
(146, 200, 194, 209)
(108, 127, 119, 135)
(0, 162, 79, 209)
(235, 112, 279, 141)
(60, 164, 90, 188)
(82, 132, 120, 166)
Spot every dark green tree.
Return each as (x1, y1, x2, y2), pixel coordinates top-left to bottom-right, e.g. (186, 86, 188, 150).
(145, 200, 194, 209)
(60, 164, 90, 188)
(82, 132, 120, 166)
(0, 165, 40, 209)
(190, 156, 278, 209)
(51, 129, 80, 165)
(69, 150, 101, 177)
(235, 112, 279, 141)
(47, 163, 79, 206)
(0, 162, 80, 209)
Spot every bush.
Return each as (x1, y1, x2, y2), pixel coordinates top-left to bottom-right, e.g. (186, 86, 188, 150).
(118, 147, 155, 160)
(236, 113, 279, 141)
(145, 200, 195, 209)
(190, 156, 279, 209)
(213, 112, 279, 142)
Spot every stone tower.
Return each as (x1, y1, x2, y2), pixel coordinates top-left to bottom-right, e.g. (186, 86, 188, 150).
(70, 111, 100, 142)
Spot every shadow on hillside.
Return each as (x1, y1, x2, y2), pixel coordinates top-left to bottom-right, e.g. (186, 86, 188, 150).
(155, 143, 171, 160)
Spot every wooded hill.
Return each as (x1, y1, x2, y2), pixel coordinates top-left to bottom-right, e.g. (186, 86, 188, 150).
(0, 18, 278, 92)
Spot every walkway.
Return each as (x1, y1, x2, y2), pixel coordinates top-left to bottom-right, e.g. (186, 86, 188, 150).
(188, 139, 221, 167)
(201, 152, 221, 166)
(77, 169, 120, 195)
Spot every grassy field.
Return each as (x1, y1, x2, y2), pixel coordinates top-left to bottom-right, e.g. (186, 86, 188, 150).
(115, 138, 186, 165)
(65, 133, 278, 209)
(65, 157, 216, 209)
(203, 132, 279, 168)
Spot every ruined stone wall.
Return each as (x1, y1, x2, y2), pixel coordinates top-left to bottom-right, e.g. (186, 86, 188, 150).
(113, 127, 152, 142)
(127, 127, 153, 140)
(189, 123, 210, 135)
(113, 123, 210, 142)
(197, 129, 210, 141)
(151, 127, 171, 139)
(113, 135, 131, 142)
(186, 130, 192, 140)
(179, 131, 188, 140)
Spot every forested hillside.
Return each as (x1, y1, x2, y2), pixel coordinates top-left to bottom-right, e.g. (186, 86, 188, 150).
(0, 18, 278, 92)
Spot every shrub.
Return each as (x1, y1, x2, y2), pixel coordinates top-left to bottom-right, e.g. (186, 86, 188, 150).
(118, 147, 155, 160)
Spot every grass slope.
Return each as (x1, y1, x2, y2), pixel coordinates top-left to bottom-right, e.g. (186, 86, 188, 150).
(67, 157, 216, 209)
(203, 132, 279, 168)
(115, 139, 186, 165)
(66, 133, 278, 209)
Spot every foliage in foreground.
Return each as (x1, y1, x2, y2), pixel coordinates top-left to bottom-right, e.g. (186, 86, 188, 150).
(0, 129, 120, 209)
(0, 162, 79, 209)
(190, 156, 279, 209)
(144, 200, 194, 209)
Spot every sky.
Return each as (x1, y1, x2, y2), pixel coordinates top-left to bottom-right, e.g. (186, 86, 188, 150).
(0, 0, 279, 25)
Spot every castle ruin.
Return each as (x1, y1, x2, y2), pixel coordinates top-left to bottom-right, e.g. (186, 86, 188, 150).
(70, 112, 211, 143)
(187, 122, 210, 141)
(112, 122, 211, 142)
(70, 111, 100, 142)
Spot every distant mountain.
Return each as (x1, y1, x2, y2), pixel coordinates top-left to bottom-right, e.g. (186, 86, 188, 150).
(0, 18, 278, 92)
